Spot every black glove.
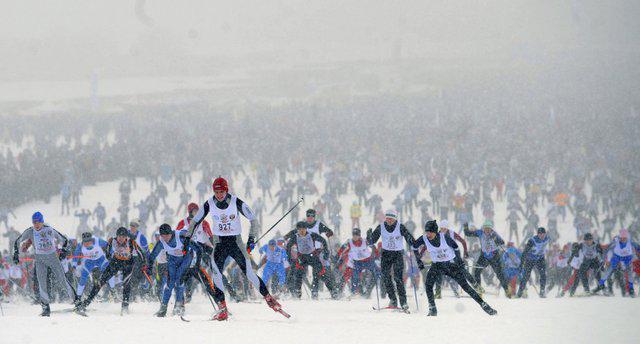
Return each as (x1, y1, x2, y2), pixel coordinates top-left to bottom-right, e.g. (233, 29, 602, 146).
(463, 222, 469, 231)
(13, 251, 19, 264)
(325, 229, 334, 238)
(246, 236, 255, 253)
(59, 248, 68, 259)
(417, 261, 425, 270)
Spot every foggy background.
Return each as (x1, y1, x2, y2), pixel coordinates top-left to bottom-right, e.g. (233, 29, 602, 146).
(0, 1, 639, 244)
(1, 1, 639, 101)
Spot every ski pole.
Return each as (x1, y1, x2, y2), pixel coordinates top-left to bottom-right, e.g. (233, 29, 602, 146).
(142, 270, 153, 285)
(196, 271, 218, 311)
(374, 274, 381, 310)
(408, 250, 420, 311)
(255, 197, 304, 244)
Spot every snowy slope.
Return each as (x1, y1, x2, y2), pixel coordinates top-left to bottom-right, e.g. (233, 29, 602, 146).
(5, 170, 584, 248)
(2, 171, 638, 344)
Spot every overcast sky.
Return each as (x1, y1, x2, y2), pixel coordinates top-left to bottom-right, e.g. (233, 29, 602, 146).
(1, 1, 638, 82)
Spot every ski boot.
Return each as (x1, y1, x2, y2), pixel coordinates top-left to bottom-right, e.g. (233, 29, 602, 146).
(212, 301, 228, 321)
(400, 301, 409, 313)
(539, 289, 546, 298)
(155, 303, 168, 317)
(40, 303, 51, 317)
(120, 303, 129, 315)
(629, 287, 635, 298)
(453, 288, 460, 298)
(591, 284, 605, 295)
(264, 295, 283, 312)
(481, 302, 497, 316)
(427, 305, 437, 316)
(388, 298, 398, 309)
(173, 301, 185, 316)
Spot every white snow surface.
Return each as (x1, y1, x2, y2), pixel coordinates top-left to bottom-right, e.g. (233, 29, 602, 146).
(0, 294, 639, 344)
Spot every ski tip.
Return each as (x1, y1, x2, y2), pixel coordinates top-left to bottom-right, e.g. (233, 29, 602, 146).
(180, 316, 191, 322)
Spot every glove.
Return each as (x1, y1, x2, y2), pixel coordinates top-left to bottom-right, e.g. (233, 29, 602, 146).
(325, 229, 334, 238)
(464, 222, 469, 231)
(417, 261, 425, 270)
(246, 236, 255, 253)
(13, 251, 19, 264)
(322, 251, 329, 261)
(295, 259, 303, 270)
(59, 248, 68, 259)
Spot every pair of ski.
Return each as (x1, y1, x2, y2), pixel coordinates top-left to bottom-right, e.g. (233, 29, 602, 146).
(372, 305, 410, 314)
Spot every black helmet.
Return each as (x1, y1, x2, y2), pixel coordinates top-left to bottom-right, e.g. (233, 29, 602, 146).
(116, 227, 128, 237)
(584, 233, 593, 241)
(159, 223, 172, 235)
(305, 209, 316, 218)
(296, 221, 308, 229)
(81, 232, 93, 243)
(537, 227, 546, 234)
(352, 228, 361, 236)
(425, 220, 438, 233)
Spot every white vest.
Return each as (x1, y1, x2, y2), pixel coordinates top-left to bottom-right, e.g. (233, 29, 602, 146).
(81, 238, 105, 260)
(613, 239, 634, 257)
(308, 221, 320, 235)
(380, 221, 403, 251)
(348, 239, 372, 261)
(160, 234, 184, 257)
(209, 196, 242, 236)
(296, 233, 315, 255)
(33, 226, 58, 255)
(424, 233, 456, 263)
(183, 217, 208, 243)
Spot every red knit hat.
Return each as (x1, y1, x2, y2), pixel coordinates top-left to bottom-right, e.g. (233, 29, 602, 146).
(212, 177, 229, 192)
(187, 202, 199, 213)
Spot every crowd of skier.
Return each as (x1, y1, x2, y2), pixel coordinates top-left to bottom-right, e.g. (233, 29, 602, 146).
(1, 89, 639, 318)
(0, 167, 638, 319)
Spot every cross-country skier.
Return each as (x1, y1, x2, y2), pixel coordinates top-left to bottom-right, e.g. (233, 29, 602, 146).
(592, 229, 639, 296)
(176, 202, 215, 302)
(341, 228, 378, 296)
(563, 233, 603, 296)
(517, 227, 550, 298)
(76, 227, 147, 314)
(73, 232, 114, 297)
(434, 220, 475, 297)
(287, 221, 338, 299)
(464, 220, 512, 297)
(367, 209, 415, 310)
(413, 220, 497, 316)
(186, 177, 286, 320)
(13, 212, 81, 316)
(148, 224, 198, 316)
(128, 219, 149, 300)
(259, 239, 289, 295)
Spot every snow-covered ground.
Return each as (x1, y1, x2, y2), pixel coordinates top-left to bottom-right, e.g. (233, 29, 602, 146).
(1, 293, 639, 344)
